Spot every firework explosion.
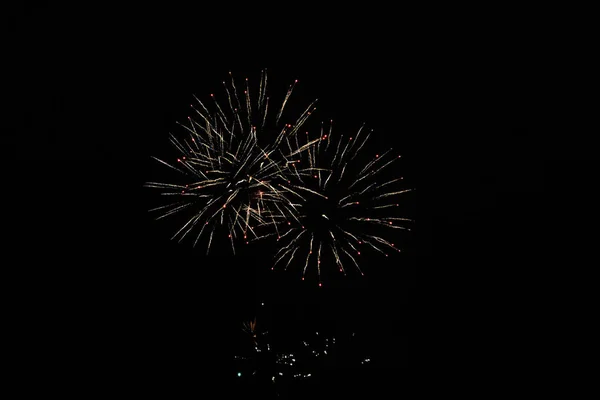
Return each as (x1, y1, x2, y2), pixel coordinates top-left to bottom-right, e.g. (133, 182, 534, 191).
(146, 70, 413, 280)
(254, 120, 414, 283)
(145, 70, 319, 254)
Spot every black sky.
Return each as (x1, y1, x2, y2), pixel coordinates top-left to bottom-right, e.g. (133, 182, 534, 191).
(8, 3, 586, 396)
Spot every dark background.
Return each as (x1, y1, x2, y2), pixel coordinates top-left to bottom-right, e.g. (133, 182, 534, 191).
(6, 3, 589, 397)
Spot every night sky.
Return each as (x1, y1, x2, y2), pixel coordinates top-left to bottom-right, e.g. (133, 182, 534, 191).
(8, 3, 585, 397)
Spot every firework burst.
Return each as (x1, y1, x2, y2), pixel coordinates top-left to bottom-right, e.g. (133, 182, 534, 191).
(145, 70, 320, 254)
(256, 120, 414, 284)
